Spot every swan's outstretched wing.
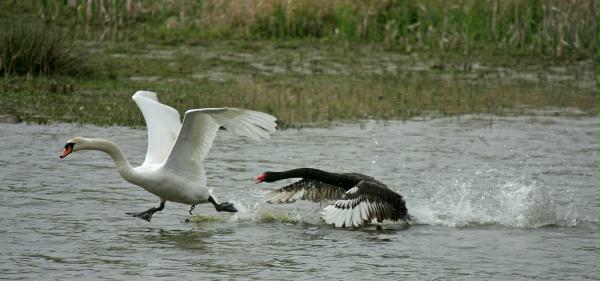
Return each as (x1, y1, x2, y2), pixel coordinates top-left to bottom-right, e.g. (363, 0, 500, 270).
(264, 179, 346, 203)
(320, 181, 408, 228)
(164, 108, 276, 175)
(132, 91, 182, 166)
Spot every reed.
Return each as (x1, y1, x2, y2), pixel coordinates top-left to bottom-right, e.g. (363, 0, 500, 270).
(0, 25, 92, 77)
(1, 0, 597, 59)
(0, 1, 597, 126)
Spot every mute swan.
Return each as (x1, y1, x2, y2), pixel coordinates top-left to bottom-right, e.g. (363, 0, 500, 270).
(254, 168, 409, 228)
(60, 91, 277, 222)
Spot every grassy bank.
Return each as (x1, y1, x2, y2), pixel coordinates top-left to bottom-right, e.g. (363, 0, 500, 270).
(1, 41, 597, 127)
(1, 0, 598, 60)
(0, 25, 92, 77)
(0, 1, 597, 127)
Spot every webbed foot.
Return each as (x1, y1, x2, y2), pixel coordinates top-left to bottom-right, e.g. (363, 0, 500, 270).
(126, 210, 154, 222)
(126, 200, 166, 222)
(215, 202, 237, 213)
(208, 196, 237, 213)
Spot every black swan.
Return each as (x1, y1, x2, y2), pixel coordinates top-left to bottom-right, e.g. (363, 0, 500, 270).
(254, 168, 409, 228)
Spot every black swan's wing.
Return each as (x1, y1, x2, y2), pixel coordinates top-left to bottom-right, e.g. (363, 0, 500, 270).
(264, 179, 346, 203)
(320, 181, 408, 228)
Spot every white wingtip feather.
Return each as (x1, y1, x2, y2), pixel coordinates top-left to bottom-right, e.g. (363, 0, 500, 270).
(193, 108, 277, 141)
(132, 90, 159, 102)
(353, 203, 362, 227)
(360, 201, 370, 222)
(321, 205, 337, 226)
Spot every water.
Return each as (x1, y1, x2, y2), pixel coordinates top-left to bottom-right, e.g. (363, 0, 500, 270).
(1, 114, 598, 280)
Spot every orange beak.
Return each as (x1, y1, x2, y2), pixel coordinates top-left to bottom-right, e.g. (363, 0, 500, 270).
(60, 146, 73, 159)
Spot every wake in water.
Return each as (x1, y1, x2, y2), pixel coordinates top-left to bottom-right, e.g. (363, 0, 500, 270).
(188, 189, 402, 229)
(411, 180, 555, 228)
(187, 201, 322, 225)
(193, 169, 597, 230)
(409, 169, 597, 229)
(190, 187, 553, 229)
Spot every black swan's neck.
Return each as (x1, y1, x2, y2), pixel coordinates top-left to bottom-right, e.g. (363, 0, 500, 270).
(267, 168, 358, 189)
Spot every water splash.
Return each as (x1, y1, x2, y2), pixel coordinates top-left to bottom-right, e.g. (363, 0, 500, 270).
(361, 113, 380, 165)
(204, 167, 596, 229)
(187, 198, 321, 225)
(409, 170, 586, 228)
(199, 177, 594, 229)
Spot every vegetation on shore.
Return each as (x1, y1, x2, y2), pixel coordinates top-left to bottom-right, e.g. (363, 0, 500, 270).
(0, 25, 92, 77)
(0, 1, 598, 127)
(1, 40, 597, 127)
(1, 0, 598, 60)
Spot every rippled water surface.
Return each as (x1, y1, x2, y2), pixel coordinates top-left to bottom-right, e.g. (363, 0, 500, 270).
(1, 115, 598, 280)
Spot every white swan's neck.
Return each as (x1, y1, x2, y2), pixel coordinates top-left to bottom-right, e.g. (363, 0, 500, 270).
(82, 138, 136, 181)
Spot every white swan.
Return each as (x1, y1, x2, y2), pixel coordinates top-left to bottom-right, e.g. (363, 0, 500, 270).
(60, 91, 277, 221)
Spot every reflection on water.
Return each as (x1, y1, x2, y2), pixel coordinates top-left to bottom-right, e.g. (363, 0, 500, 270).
(142, 229, 213, 252)
(0, 114, 598, 280)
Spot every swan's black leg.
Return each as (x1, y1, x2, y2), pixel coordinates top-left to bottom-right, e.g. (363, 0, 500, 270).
(189, 204, 196, 215)
(208, 196, 237, 213)
(126, 199, 166, 222)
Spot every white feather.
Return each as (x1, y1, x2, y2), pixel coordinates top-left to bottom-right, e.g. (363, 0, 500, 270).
(292, 189, 305, 201)
(321, 205, 336, 225)
(354, 202, 364, 226)
(264, 191, 282, 203)
(335, 208, 346, 228)
(351, 205, 360, 227)
(343, 206, 353, 228)
(360, 201, 370, 222)
(68, 91, 277, 209)
(336, 208, 346, 227)
(369, 202, 378, 219)
(164, 108, 276, 177)
(324, 204, 345, 228)
(132, 91, 181, 166)
(280, 191, 296, 203)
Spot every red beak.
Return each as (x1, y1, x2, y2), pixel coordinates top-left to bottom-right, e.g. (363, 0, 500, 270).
(253, 173, 266, 184)
(60, 146, 73, 159)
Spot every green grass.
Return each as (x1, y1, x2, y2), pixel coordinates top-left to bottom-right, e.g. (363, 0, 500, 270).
(1, 0, 597, 60)
(0, 2, 597, 126)
(0, 25, 92, 77)
(0, 41, 597, 127)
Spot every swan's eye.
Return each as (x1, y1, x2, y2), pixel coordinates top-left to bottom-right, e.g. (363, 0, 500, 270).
(64, 142, 75, 149)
